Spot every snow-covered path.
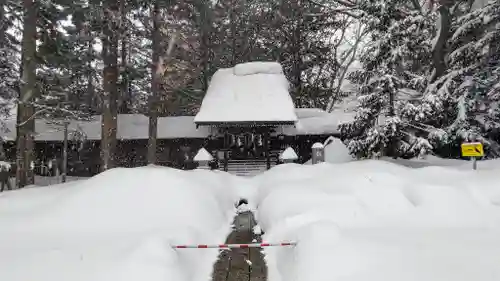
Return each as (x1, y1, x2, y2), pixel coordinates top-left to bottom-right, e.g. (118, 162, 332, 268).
(212, 209, 267, 281)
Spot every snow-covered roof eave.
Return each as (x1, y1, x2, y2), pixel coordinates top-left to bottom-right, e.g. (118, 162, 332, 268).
(0, 108, 348, 141)
(0, 115, 211, 141)
(194, 120, 297, 128)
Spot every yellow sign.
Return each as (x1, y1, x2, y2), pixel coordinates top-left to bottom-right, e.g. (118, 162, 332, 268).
(461, 142, 484, 157)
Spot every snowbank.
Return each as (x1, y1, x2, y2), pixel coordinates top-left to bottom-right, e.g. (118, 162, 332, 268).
(3, 158, 500, 281)
(194, 147, 213, 161)
(0, 166, 239, 281)
(253, 161, 500, 281)
(280, 147, 298, 161)
(323, 136, 353, 163)
(303, 136, 353, 164)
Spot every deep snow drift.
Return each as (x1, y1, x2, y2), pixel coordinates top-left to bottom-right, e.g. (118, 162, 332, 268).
(253, 161, 500, 281)
(0, 166, 240, 281)
(2, 159, 500, 281)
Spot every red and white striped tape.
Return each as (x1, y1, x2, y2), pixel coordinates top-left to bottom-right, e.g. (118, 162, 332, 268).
(172, 242, 297, 249)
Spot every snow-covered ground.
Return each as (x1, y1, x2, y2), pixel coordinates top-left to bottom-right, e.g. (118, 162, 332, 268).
(0, 166, 240, 281)
(253, 161, 500, 281)
(1, 158, 500, 281)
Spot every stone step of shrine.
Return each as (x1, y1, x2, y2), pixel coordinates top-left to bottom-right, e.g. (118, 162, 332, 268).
(224, 159, 277, 177)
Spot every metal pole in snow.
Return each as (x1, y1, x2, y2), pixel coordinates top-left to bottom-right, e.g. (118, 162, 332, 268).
(171, 242, 297, 249)
(62, 121, 69, 183)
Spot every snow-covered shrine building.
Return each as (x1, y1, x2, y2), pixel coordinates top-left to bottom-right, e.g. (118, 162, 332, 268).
(194, 62, 334, 174)
(0, 62, 340, 177)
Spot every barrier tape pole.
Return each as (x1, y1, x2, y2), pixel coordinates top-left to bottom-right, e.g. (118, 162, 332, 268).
(172, 242, 297, 249)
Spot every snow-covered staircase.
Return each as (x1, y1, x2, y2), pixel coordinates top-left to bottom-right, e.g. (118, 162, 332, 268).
(224, 159, 276, 177)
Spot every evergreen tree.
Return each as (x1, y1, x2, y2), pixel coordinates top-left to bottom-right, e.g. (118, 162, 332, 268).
(402, 0, 500, 158)
(341, 0, 500, 159)
(340, 0, 434, 158)
(0, 0, 19, 119)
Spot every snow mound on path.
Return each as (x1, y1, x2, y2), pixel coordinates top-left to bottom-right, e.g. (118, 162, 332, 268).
(254, 160, 500, 281)
(0, 166, 240, 281)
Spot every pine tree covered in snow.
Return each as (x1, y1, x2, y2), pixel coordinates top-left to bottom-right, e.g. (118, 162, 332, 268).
(341, 0, 500, 159)
(0, 0, 19, 119)
(402, 0, 500, 158)
(35, 0, 94, 120)
(340, 0, 434, 159)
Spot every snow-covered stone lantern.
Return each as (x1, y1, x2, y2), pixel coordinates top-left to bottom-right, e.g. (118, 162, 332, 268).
(311, 142, 325, 164)
(194, 147, 214, 170)
(0, 161, 11, 172)
(279, 147, 298, 164)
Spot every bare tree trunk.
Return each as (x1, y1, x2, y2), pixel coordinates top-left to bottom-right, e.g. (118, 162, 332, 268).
(0, 0, 7, 46)
(230, 0, 237, 65)
(101, 0, 119, 172)
(119, 0, 130, 113)
(326, 24, 366, 112)
(431, 0, 452, 82)
(147, 1, 161, 165)
(290, 2, 303, 107)
(16, 0, 37, 188)
(62, 121, 68, 182)
(197, 2, 213, 93)
(86, 34, 95, 111)
(200, 28, 211, 92)
(119, 36, 129, 113)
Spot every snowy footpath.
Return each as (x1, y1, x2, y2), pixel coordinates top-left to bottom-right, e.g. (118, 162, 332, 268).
(1, 160, 500, 281)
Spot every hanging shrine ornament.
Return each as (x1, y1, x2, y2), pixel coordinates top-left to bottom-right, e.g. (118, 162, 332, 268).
(256, 134, 263, 147)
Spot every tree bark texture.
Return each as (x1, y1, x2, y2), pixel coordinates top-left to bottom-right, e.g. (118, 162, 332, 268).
(100, 0, 119, 171)
(16, 0, 37, 187)
(431, 0, 452, 82)
(119, 0, 130, 113)
(147, 1, 161, 165)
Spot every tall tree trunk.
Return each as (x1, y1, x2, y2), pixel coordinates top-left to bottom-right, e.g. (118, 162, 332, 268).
(100, 0, 119, 171)
(147, 1, 161, 165)
(0, 0, 6, 46)
(200, 24, 211, 93)
(291, 18, 303, 107)
(230, 0, 237, 65)
(119, 0, 129, 113)
(431, 0, 452, 82)
(16, 0, 37, 188)
(119, 36, 129, 113)
(86, 30, 95, 112)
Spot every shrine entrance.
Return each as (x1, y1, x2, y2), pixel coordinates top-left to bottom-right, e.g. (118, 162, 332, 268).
(212, 126, 274, 174)
(223, 127, 269, 160)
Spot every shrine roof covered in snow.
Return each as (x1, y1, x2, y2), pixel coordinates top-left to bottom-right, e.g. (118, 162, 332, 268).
(194, 62, 298, 125)
(0, 115, 210, 141)
(0, 108, 346, 141)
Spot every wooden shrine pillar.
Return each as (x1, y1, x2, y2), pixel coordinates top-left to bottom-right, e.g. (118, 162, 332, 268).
(223, 150, 228, 172)
(223, 130, 229, 172)
(264, 130, 270, 170)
